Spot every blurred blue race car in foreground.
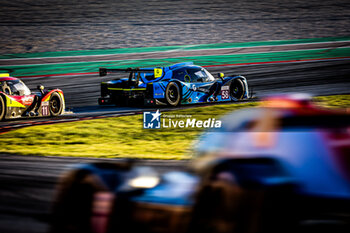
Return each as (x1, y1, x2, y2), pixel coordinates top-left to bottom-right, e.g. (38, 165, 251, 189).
(51, 94, 350, 233)
(98, 62, 249, 106)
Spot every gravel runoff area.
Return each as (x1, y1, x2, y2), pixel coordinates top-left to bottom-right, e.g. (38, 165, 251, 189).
(0, 0, 350, 54)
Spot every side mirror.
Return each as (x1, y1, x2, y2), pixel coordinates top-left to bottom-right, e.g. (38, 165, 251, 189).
(37, 85, 45, 94)
(217, 73, 224, 80)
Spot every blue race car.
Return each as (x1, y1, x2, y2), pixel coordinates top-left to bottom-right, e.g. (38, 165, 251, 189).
(51, 95, 350, 233)
(98, 62, 249, 106)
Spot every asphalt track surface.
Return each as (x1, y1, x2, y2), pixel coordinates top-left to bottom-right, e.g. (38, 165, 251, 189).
(1, 58, 350, 132)
(1, 1, 350, 231)
(1, 0, 350, 54)
(1, 40, 349, 66)
(8, 58, 350, 108)
(0, 155, 188, 233)
(0, 57, 350, 232)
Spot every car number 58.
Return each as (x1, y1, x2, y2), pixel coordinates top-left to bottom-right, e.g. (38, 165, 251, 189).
(221, 90, 230, 100)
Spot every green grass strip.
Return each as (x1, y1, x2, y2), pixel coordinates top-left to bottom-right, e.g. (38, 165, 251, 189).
(1, 47, 350, 77)
(0, 36, 349, 59)
(0, 95, 349, 159)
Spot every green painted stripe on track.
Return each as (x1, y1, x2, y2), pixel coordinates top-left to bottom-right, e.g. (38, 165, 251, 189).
(0, 36, 349, 60)
(1, 47, 349, 77)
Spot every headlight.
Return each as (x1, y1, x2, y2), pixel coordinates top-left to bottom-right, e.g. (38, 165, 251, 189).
(128, 176, 160, 189)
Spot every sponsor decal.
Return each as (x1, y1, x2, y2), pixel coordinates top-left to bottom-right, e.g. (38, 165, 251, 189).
(197, 87, 210, 93)
(143, 109, 222, 129)
(154, 68, 163, 78)
(191, 84, 210, 93)
(22, 96, 34, 105)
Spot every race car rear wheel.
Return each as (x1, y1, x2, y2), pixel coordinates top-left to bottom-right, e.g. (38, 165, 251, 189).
(166, 82, 181, 106)
(49, 92, 63, 116)
(230, 79, 245, 100)
(0, 95, 5, 121)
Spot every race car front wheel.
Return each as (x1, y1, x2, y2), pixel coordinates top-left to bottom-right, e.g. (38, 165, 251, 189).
(165, 82, 181, 106)
(0, 96, 5, 121)
(230, 79, 245, 100)
(49, 92, 63, 116)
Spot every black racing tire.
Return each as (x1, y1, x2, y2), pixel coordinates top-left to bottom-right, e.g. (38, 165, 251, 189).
(49, 92, 63, 116)
(0, 95, 5, 121)
(165, 82, 181, 106)
(230, 79, 245, 100)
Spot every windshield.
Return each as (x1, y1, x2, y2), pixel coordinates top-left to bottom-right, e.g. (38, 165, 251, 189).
(6, 80, 31, 95)
(142, 72, 155, 81)
(187, 67, 215, 82)
(202, 68, 215, 82)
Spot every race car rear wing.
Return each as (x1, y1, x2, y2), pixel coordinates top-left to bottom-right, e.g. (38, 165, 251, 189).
(99, 68, 154, 77)
(99, 63, 192, 77)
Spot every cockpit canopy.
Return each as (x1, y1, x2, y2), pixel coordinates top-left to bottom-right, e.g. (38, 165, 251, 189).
(0, 78, 31, 96)
(172, 66, 215, 83)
